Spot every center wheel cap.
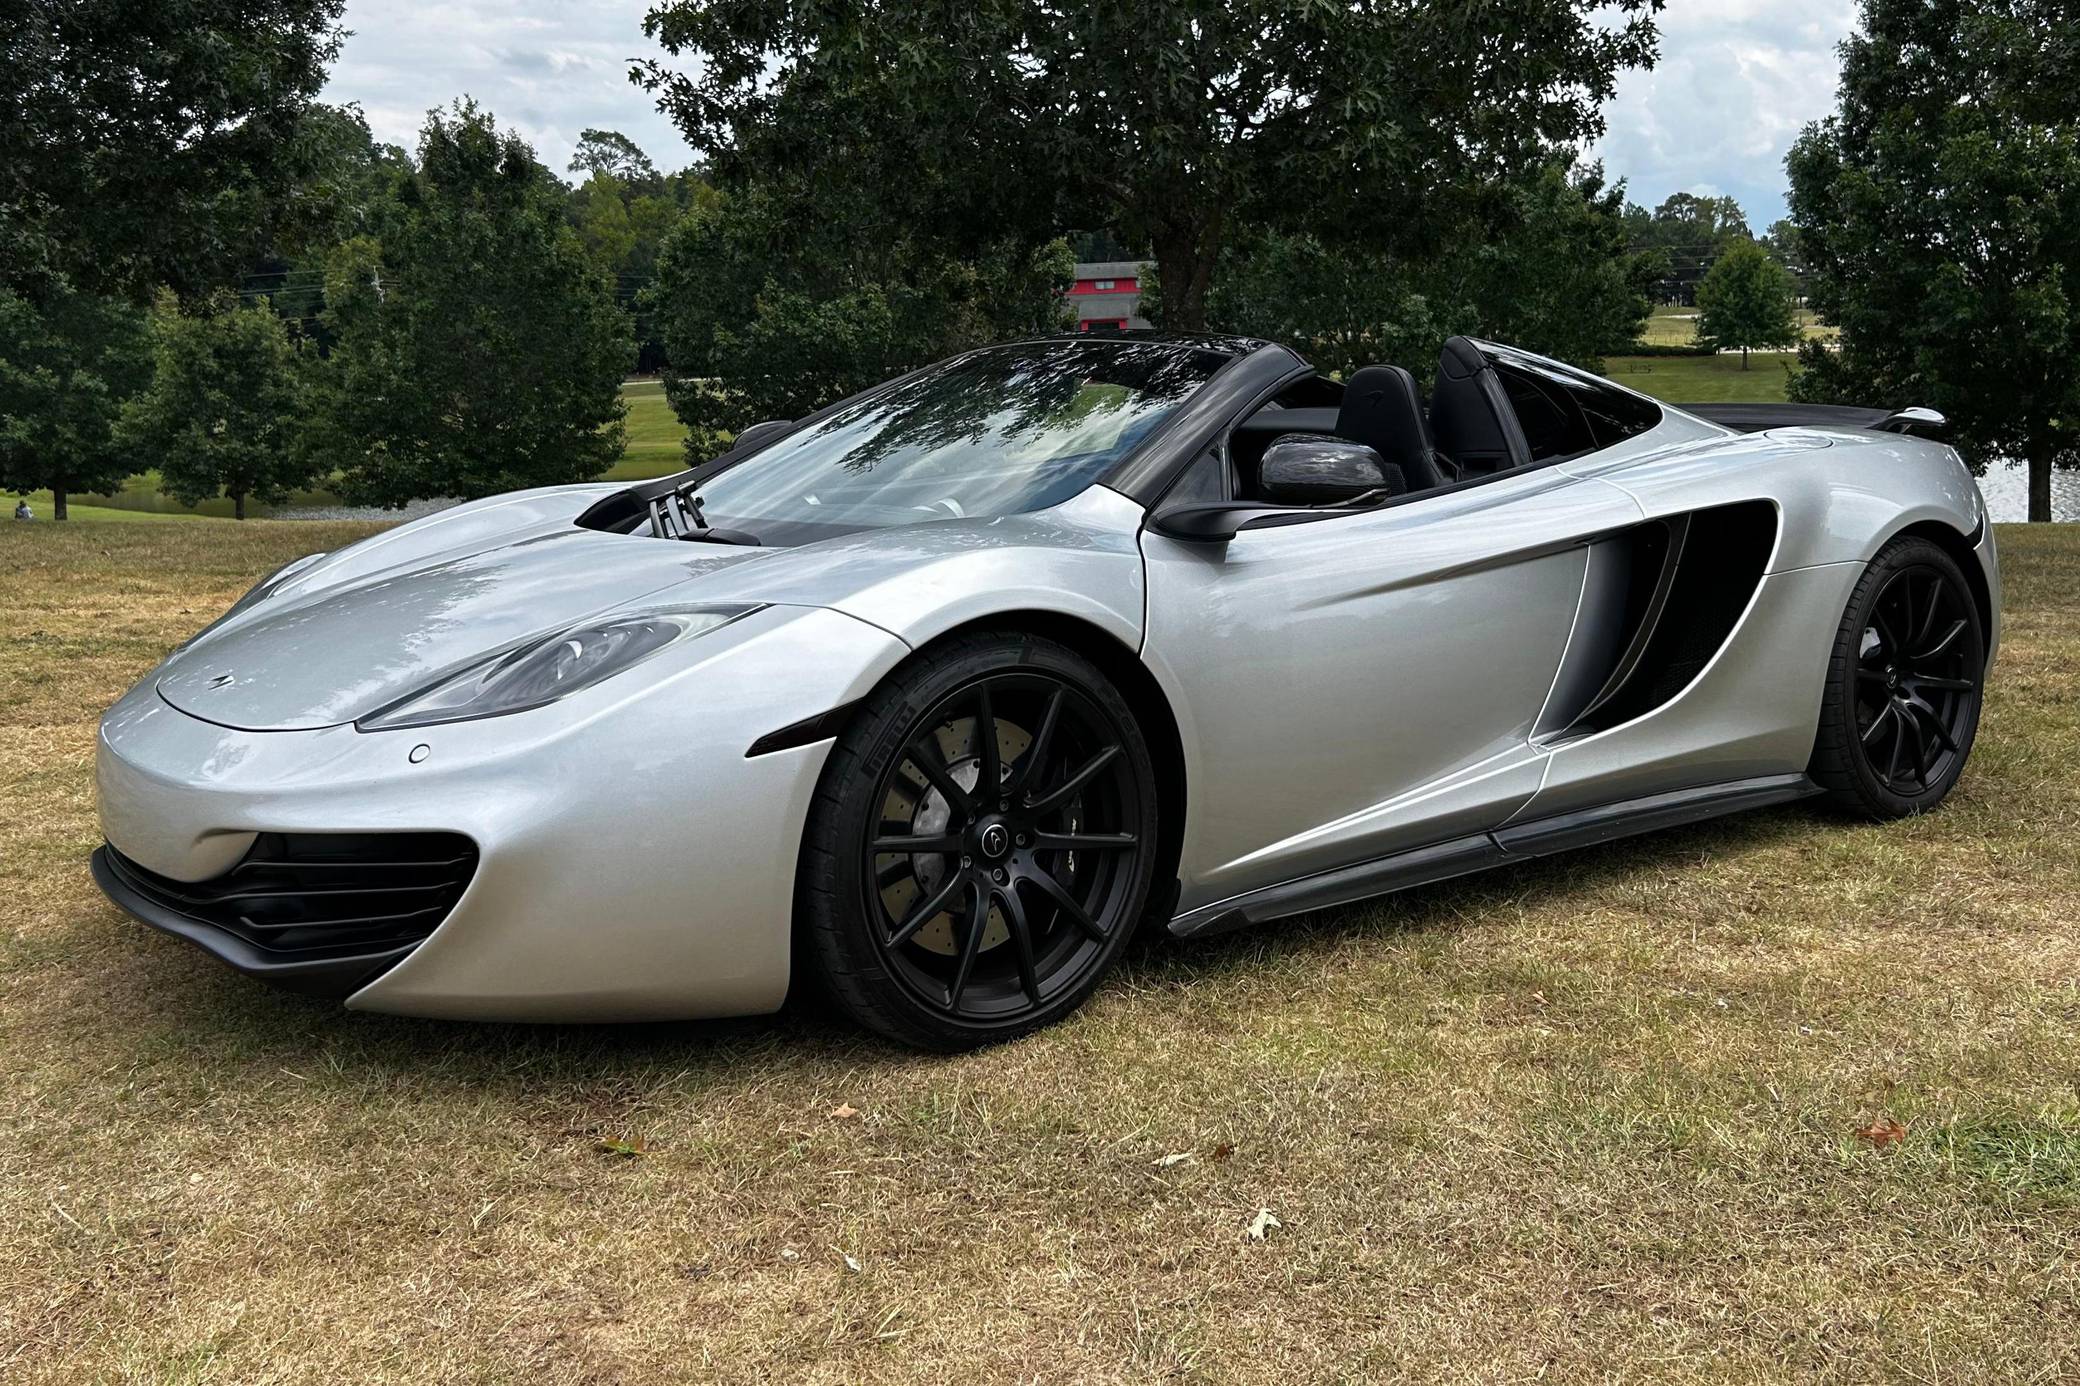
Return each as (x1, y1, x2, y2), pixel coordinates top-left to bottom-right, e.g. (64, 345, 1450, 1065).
(976, 821, 1011, 861)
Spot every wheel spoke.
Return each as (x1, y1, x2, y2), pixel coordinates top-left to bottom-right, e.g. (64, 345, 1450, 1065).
(887, 870, 966, 951)
(1026, 863, 1106, 942)
(870, 833, 960, 854)
(1913, 575, 1944, 651)
(1907, 693, 1959, 753)
(1871, 606, 1904, 659)
(1026, 744, 1120, 816)
(1032, 831, 1137, 853)
(907, 738, 971, 814)
(1899, 700, 1929, 785)
(1013, 687, 1065, 796)
(1910, 673, 1974, 693)
(1885, 712, 1908, 782)
(1856, 667, 1889, 686)
(1861, 701, 1895, 747)
(944, 879, 989, 1011)
(998, 883, 1041, 1005)
(974, 682, 1001, 802)
(1915, 618, 1967, 661)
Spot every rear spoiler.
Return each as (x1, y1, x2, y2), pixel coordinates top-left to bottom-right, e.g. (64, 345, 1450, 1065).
(1677, 402, 1949, 441)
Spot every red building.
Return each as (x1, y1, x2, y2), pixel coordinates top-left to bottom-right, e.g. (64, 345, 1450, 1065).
(1066, 260, 1151, 332)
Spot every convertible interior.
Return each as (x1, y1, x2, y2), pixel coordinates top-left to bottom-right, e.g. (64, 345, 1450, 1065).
(1211, 336, 1663, 510)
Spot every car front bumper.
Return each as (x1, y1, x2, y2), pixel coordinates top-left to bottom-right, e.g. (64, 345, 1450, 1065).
(92, 604, 909, 1021)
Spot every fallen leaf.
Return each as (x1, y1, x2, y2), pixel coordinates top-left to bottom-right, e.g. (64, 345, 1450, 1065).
(1210, 1143, 1236, 1163)
(832, 1245, 862, 1273)
(1854, 1116, 1907, 1151)
(596, 1134, 652, 1159)
(1154, 1152, 1195, 1168)
(828, 1103, 859, 1119)
(1246, 1207, 1281, 1242)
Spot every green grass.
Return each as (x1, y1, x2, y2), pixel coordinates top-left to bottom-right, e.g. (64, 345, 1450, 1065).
(605, 376, 692, 482)
(1640, 303, 1837, 350)
(4, 520, 2080, 1380)
(1603, 351, 1799, 404)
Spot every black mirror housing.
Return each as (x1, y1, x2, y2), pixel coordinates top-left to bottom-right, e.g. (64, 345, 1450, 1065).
(731, 418, 794, 454)
(1258, 435, 1393, 505)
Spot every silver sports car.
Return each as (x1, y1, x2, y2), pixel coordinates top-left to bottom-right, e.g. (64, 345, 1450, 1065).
(93, 333, 1998, 1048)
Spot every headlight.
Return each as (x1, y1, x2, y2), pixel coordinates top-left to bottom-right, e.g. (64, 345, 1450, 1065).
(356, 605, 762, 731)
(176, 551, 330, 652)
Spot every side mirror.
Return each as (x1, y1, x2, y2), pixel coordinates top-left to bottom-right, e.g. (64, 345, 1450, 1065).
(1258, 435, 1389, 505)
(730, 418, 794, 454)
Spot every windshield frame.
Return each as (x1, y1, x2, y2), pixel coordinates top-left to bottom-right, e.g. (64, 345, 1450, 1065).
(676, 336, 1261, 512)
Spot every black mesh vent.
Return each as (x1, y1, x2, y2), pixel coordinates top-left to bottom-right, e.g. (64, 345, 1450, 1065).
(102, 832, 477, 962)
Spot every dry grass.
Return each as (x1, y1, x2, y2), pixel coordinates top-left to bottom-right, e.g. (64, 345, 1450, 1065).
(4, 519, 2079, 1383)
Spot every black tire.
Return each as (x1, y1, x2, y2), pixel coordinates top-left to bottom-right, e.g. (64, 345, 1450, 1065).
(1810, 536, 1986, 818)
(796, 631, 1160, 1050)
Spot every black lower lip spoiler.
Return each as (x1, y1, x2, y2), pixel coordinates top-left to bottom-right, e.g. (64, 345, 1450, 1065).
(90, 846, 415, 999)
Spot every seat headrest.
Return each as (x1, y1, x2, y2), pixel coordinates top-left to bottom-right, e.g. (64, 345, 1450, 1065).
(1430, 337, 1532, 474)
(1335, 365, 1447, 494)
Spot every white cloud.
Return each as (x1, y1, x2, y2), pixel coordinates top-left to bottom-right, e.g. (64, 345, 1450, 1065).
(1590, 0, 1859, 227)
(327, 0, 696, 176)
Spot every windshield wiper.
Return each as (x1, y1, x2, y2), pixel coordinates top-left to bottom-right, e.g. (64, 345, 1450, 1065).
(646, 487, 762, 546)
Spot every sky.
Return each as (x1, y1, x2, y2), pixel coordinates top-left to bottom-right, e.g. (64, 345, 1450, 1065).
(326, 0, 1858, 231)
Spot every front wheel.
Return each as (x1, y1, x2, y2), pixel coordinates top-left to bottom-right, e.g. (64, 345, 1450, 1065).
(1810, 536, 1986, 818)
(796, 632, 1160, 1050)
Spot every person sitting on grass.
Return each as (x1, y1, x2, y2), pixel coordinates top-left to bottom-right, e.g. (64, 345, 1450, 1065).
(12, 500, 31, 521)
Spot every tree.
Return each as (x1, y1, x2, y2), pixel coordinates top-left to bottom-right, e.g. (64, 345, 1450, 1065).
(119, 296, 318, 519)
(1787, 0, 2080, 521)
(569, 129, 660, 189)
(309, 104, 635, 506)
(0, 288, 149, 519)
(0, 0, 346, 306)
(650, 180, 1072, 461)
(1694, 240, 1798, 367)
(1187, 163, 1656, 377)
(1621, 192, 1752, 303)
(636, 1, 1662, 332)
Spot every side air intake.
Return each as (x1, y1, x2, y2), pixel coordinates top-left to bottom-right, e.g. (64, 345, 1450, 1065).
(1547, 500, 1779, 741)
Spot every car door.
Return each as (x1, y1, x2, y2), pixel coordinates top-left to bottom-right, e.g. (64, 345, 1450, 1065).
(1141, 464, 1644, 914)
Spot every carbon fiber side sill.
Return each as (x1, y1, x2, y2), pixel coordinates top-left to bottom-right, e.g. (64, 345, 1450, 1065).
(1167, 774, 1820, 940)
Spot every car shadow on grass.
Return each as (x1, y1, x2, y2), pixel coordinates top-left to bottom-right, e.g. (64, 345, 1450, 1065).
(106, 802, 1834, 1088)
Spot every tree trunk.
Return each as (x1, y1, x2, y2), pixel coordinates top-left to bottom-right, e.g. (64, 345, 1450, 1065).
(233, 491, 246, 521)
(1740, 346, 1750, 369)
(1152, 216, 1224, 334)
(2028, 443, 2053, 523)
(52, 485, 67, 521)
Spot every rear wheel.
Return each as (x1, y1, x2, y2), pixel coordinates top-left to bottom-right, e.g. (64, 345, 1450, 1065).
(797, 632, 1159, 1049)
(1810, 536, 1985, 818)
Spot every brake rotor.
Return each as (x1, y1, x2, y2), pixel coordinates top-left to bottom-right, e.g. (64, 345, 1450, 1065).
(877, 714, 1029, 957)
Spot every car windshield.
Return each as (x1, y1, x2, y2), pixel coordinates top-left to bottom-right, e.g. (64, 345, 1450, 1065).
(693, 340, 1228, 544)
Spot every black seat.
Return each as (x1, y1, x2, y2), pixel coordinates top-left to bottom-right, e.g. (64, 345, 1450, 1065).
(1335, 365, 1448, 493)
(1429, 337, 1532, 478)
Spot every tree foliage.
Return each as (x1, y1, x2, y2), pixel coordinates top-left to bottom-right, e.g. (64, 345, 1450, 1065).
(120, 295, 318, 519)
(1187, 163, 1657, 377)
(310, 104, 635, 506)
(570, 129, 661, 189)
(1787, 0, 2080, 520)
(650, 181, 1072, 460)
(0, 0, 346, 305)
(636, 0, 1662, 332)
(1694, 240, 1798, 366)
(1620, 192, 1752, 303)
(0, 287, 150, 519)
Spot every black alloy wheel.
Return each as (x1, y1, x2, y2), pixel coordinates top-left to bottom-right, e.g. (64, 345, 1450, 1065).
(1812, 536, 1986, 818)
(797, 632, 1159, 1049)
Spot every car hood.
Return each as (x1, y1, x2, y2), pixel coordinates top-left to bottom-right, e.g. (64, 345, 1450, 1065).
(157, 529, 773, 730)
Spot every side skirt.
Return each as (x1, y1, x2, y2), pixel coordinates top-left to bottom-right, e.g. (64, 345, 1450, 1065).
(1167, 773, 1821, 940)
